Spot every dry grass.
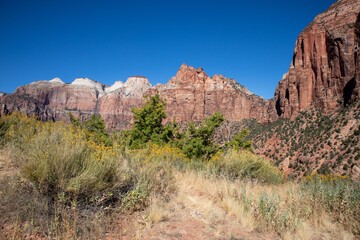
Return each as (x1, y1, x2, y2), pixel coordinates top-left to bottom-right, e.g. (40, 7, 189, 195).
(147, 197, 173, 224)
(0, 113, 358, 239)
(170, 170, 356, 239)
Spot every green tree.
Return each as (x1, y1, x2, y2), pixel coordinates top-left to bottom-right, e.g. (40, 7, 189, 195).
(68, 112, 81, 128)
(228, 129, 252, 151)
(68, 113, 111, 146)
(85, 114, 111, 144)
(129, 94, 177, 149)
(180, 111, 225, 160)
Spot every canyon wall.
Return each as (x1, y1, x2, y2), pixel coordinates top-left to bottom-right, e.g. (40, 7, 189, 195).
(273, 0, 360, 118)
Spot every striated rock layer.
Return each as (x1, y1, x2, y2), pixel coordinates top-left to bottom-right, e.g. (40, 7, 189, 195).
(273, 0, 360, 118)
(148, 64, 272, 123)
(1, 0, 360, 128)
(0, 68, 270, 129)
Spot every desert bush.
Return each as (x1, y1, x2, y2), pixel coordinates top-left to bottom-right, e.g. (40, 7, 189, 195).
(122, 144, 177, 210)
(301, 173, 360, 235)
(14, 121, 121, 199)
(178, 111, 225, 160)
(128, 94, 179, 149)
(209, 149, 283, 184)
(227, 128, 252, 151)
(0, 113, 176, 238)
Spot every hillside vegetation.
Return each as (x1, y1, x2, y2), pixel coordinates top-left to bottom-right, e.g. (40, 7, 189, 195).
(247, 100, 360, 180)
(0, 95, 359, 239)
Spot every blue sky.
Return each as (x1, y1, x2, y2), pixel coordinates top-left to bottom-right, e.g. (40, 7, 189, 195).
(0, 0, 334, 99)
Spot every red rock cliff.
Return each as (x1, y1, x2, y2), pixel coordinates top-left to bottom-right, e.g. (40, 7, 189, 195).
(274, 0, 360, 118)
(148, 64, 270, 123)
(0, 67, 270, 129)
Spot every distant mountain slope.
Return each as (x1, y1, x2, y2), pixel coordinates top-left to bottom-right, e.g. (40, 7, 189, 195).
(0, 66, 271, 129)
(247, 100, 360, 181)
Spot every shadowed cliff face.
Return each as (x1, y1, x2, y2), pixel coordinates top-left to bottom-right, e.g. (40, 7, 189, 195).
(273, 0, 360, 118)
(1, 0, 360, 128)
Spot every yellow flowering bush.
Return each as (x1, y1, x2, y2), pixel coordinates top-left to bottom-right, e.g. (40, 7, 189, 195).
(1, 113, 122, 198)
(301, 172, 360, 234)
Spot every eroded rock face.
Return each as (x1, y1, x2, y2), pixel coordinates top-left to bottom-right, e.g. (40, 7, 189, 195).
(0, 68, 270, 129)
(274, 0, 360, 118)
(0, 76, 151, 129)
(148, 64, 271, 123)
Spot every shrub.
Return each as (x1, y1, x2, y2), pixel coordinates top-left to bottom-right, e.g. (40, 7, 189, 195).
(180, 111, 225, 160)
(317, 163, 331, 175)
(228, 129, 252, 151)
(301, 174, 360, 235)
(128, 94, 178, 149)
(210, 149, 283, 184)
(17, 121, 121, 199)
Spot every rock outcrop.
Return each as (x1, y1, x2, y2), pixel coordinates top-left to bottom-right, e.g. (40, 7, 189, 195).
(148, 64, 271, 123)
(273, 0, 360, 118)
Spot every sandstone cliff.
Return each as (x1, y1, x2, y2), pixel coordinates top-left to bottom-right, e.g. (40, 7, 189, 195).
(148, 64, 271, 123)
(273, 0, 360, 118)
(0, 67, 269, 129)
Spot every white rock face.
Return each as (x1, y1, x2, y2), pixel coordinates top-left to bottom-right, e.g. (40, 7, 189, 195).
(49, 77, 64, 84)
(29, 77, 64, 86)
(71, 78, 106, 97)
(105, 81, 124, 93)
(123, 76, 152, 97)
(29, 80, 48, 85)
(282, 73, 288, 80)
(25, 76, 153, 99)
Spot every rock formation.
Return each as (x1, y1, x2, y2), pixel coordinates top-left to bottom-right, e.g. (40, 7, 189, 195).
(0, 68, 270, 129)
(148, 64, 271, 123)
(1, 0, 359, 129)
(273, 0, 360, 118)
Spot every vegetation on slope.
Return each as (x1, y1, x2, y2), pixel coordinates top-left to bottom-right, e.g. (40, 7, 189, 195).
(246, 100, 360, 180)
(0, 95, 359, 239)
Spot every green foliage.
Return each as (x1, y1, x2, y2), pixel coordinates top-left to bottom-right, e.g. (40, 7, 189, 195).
(317, 163, 331, 175)
(180, 111, 225, 160)
(227, 128, 252, 151)
(210, 149, 283, 184)
(85, 114, 112, 146)
(69, 113, 112, 146)
(129, 94, 178, 149)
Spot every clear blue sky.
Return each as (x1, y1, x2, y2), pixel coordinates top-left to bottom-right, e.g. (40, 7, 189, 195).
(0, 0, 334, 99)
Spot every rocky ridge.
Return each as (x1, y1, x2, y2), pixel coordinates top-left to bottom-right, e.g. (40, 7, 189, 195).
(0, 67, 268, 129)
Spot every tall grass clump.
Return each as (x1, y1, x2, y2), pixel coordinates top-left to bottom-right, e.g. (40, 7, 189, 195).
(209, 149, 283, 184)
(122, 144, 179, 210)
(4, 115, 121, 199)
(0, 112, 175, 238)
(301, 173, 360, 235)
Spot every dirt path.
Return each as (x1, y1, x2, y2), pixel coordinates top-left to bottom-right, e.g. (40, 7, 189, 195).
(0, 150, 278, 239)
(113, 172, 279, 240)
(0, 148, 18, 179)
